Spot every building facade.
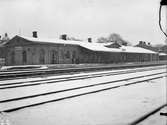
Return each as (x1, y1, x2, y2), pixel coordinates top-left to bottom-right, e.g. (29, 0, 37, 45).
(5, 36, 81, 65)
(4, 35, 159, 66)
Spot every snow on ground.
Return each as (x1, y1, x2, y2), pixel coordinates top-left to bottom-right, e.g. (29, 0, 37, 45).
(3, 77, 166, 125)
(0, 66, 131, 84)
(0, 65, 164, 85)
(0, 68, 164, 103)
(0, 65, 46, 71)
(138, 106, 167, 125)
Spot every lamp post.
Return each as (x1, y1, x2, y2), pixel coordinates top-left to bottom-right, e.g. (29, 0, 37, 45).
(159, 0, 167, 117)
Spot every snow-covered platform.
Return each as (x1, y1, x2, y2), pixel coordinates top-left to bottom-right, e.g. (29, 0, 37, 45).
(2, 76, 166, 125)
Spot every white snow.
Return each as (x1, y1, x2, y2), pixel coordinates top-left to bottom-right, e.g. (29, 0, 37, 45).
(0, 68, 164, 102)
(15, 35, 121, 53)
(4, 77, 166, 125)
(137, 107, 167, 125)
(10, 35, 157, 54)
(159, 53, 167, 56)
(120, 45, 157, 54)
(0, 66, 166, 125)
(0, 65, 164, 85)
(0, 65, 45, 71)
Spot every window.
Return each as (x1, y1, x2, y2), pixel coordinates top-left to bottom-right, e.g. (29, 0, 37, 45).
(22, 50, 27, 64)
(51, 50, 58, 64)
(61, 50, 64, 59)
(65, 51, 70, 59)
(72, 51, 76, 63)
(39, 49, 45, 64)
(72, 51, 76, 58)
(11, 51, 15, 64)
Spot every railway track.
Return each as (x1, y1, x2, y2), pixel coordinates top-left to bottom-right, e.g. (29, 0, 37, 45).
(0, 66, 166, 113)
(0, 65, 165, 89)
(130, 104, 167, 125)
(0, 61, 166, 80)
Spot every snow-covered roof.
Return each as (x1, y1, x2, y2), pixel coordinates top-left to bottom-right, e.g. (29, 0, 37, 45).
(0, 41, 7, 47)
(159, 52, 167, 56)
(18, 35, 80, 45)
(120, 46, 157, 54)
(79, 42, 121, 52)
(16, 35, 121, 53)
(99, 42, 157, 54)
(12, 35, 157, 54)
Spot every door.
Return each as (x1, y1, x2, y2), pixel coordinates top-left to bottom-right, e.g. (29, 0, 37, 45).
(51, 50, 58, 64)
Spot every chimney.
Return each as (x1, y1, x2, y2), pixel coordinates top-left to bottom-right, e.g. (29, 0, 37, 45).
(148, 42, 151, 46)
(32, 31, 37, 38)
(88, 38, 92, 43)
(5, 33, 8, 37)
(60, 34, 67, 40)
(139, 41, 142, 45)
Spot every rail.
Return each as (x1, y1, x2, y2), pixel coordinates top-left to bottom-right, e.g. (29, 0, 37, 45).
(0, 61, 166, 80)
(0, 65, 165, 89)
(0, 67, 166, 113)
(129, 104, 167, 125)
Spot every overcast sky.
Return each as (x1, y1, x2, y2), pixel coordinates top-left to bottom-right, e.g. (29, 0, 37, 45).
(0, 0, 166, 45)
